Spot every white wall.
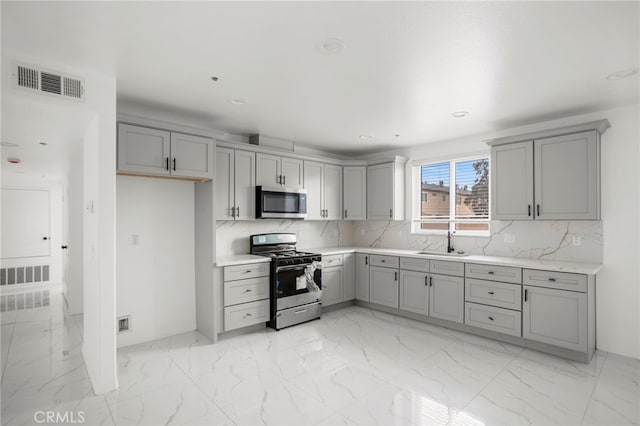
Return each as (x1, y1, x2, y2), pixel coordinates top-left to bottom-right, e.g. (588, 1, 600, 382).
(116, 176, 196, 347)
(360, 104, 639, 359)
(66, 144, 84, 314)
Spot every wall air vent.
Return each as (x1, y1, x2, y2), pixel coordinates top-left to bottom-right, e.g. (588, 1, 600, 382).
(14, 63, 85, 101)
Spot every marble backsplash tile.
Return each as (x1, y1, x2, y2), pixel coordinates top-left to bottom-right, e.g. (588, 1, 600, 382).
(216, 220, 352, 256)
(351, 220, 602, 263)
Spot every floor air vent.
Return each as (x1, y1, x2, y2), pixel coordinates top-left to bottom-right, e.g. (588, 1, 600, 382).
(14, 63, 84, 101)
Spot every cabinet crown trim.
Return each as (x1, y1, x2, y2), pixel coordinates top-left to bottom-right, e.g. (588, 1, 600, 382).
(484, 119, 610, 147)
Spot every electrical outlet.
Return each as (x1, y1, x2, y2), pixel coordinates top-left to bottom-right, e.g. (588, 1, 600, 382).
(117, 315, 131, 333)
(572, 235, 582, 246)
(131, 234, 139, 246)
(503, 232, 516, 244)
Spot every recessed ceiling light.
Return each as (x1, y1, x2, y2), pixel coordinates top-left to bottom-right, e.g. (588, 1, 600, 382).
(318, 38, 345, 54)
(359, 134, 373, 140)
(229, 98, 247, 105)
(0, 142, 19, 147)
(451, 111, 469, 118)
(606, 68, 638, 81)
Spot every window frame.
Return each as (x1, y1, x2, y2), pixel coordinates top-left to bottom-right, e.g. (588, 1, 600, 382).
(411, 154, 490, 237)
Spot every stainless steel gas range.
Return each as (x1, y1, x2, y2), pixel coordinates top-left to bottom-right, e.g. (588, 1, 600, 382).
(250, 233, 322, 330)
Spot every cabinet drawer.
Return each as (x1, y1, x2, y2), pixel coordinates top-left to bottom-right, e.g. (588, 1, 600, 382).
(370, 255, 399, 269)
(322, 254, 344, 268)
(465, 263, 521, 284)
(523, 269, 587, 292)
(430, 260, 464, 277)
(465, 278, 522, 311)
(400, 257, 430, 273)
(224, 299, 269, 332)
(224, 277, 269, 307)
(224, 262, 270, 281)
(465, 302, 522, 337)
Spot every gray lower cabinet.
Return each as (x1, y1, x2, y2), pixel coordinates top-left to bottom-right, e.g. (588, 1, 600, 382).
(429, 274, 464, 323)
(522, 285, 588, 352)
(370, 265, 399, 308)
(355, 253, 370, 302)
(223, 262, 270, 332)
(399, 269, 429, 315)
(343, 253, 355, 300)
(322, 267, 342, 307)
(465, 302, 522, 337)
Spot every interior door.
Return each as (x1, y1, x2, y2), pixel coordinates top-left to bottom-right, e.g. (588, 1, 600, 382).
(1, 188, 50, 258)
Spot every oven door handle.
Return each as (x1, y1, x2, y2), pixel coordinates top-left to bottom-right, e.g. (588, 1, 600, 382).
(275, 264, 309, 273)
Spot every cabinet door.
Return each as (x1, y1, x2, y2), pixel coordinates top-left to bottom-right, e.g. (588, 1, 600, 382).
(322, 267, 343, 307)
(117, 124, 171, 175)
(523, 285, 587, 351)
(534, 131, 599, 220)
(343, 253, 355, 301)
(355, 253, 370, 302)
(281, 157, 304, 188)
(215, 147, 235, 220)
(234, 150, 256, 220)
(367, 163, 394, 220)
(343, 166, 366, 220)
(399, 270, 429, 316)
(256, 153, 281, 186)
(323, 164, 343, 220)
(304, 161, 324, 220)
(429, 274, 464, 323)
(370, 266, 399, 308)
(170, 133, 214, 179)
(491, 141, 534, 220)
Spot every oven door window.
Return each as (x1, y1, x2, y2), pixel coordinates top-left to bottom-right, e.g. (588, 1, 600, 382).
(275, 266, 321, 298)
(263, 192, 300, 214)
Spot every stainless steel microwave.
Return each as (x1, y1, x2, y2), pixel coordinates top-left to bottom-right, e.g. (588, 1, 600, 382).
(256, 186, 307, 219)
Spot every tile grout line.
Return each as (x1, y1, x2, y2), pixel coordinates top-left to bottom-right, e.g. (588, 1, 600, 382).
(454, 344, 525, 417)
(579, 350, 609, 425)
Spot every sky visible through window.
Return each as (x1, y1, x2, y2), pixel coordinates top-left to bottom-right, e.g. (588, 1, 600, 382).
(421, 160, 478, 187)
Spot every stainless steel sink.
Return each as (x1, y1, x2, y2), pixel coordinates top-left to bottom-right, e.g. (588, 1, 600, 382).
(416, 250, 469, 258)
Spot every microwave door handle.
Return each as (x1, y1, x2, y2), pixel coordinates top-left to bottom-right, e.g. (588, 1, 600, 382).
(275, 264, 309, 273)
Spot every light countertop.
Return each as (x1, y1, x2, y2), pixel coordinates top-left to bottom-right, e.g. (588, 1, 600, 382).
(300, 246, 602, 275)
(216, 246, 601, 274)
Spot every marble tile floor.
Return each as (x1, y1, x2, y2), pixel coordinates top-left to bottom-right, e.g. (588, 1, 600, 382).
(1, 287, 639, 426)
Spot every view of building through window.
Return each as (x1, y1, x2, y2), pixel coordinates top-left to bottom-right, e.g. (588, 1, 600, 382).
(418, 157, 489, 233)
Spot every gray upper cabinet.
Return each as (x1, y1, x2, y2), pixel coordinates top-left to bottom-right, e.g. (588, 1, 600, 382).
(303, 161, 343, 220)
(215, 148, 255, 220)
(256, 153, 303, 188)
(488, 121, 608, 221)
(367, 160, 405, 220)
(491, 141, 534, 220)
(118, 123, 214, 180)
(343, 166, 366, 220)
(534, 131, 599, 220)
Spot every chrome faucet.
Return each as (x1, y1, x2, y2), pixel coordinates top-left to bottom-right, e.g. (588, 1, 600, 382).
(447, 230, 456, 253)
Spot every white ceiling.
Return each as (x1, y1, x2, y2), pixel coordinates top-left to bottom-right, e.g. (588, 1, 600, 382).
(1, 1, 639, 157)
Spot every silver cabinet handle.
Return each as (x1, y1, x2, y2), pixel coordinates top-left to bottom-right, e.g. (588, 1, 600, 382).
(488, 291, 495, 295)
(524, 289, 528, 302)
(231, 207, 236, 218)
(394, 271, 398, 281)
(429, 276, 433, 287)
(389, 209, 393, 218)
(344, 209, 347, 219)
(165, 157, 169, 171)
(488, 271, 495, 275)
(424, 276, 428, 286)
(488, 316, 494, 321)
(236, 206, 240, 217)
(548, 277, 556, 282)
(365, 256, 368, 265)
(537, 204, 541, 216)
(528, 205, 532, 217)
(283, 175, 286, 185)
(243, 289, 252, 293)
(244, 270, 252, 273)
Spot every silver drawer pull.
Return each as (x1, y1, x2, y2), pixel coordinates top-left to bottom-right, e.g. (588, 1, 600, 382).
(548, 277, 556, 282)
(488, 291, 495, 295)
(294, 309, 308, 314)
(243, 313, 252, 318)
(243, 289, 252, 293)
(488, 316, 494, 321)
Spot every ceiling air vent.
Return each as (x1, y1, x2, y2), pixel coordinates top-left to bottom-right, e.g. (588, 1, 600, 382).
(14, 63, 84, 101)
